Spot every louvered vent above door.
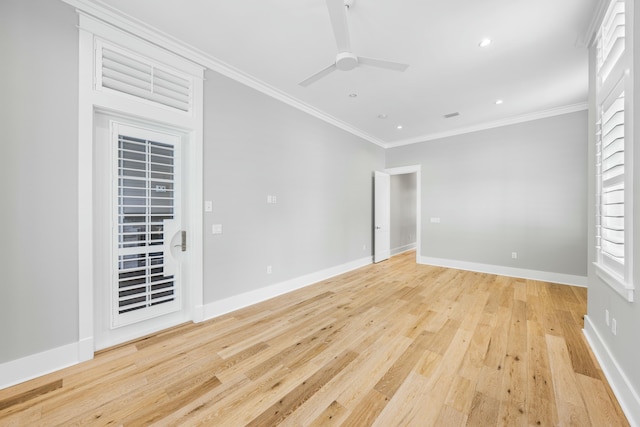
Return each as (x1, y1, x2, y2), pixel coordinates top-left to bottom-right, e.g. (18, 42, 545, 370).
(97, 42, 192, 113)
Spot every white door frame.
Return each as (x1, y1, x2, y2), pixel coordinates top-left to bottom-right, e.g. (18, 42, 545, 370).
(92, 116, 199, 350)
(384, 165, 422, 262)
(77, 17, 204, 360)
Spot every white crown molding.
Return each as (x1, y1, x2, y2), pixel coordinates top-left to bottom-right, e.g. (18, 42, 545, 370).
(580, 0, 609, 48)
(385, 102, 589, 149)
(62, 0, 387, 148)
(63, 0, 590, 151)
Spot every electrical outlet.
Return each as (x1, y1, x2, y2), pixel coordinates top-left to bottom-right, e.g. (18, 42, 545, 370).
(511, 252, 518, 259)
(204, 201, 213, 212)
(267, 265, 272, 274)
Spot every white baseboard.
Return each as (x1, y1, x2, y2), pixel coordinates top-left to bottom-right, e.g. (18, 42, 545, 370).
(418, 256, 587, 287)
(584, 316, 640, 426)
(0, 342, 81, 390)
(77, 337, 94, 363)
(201, 256, 372, 322)
(390, 243, 417, 256)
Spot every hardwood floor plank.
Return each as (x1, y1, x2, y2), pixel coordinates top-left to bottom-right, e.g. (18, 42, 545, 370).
(245, 350, 359, 426)
(555, 309, 600, 378)
(373, 330, 433, 399)
(526, 320, 559, 427)
(0, 251, 629, 426)
(466, 391, 501, 426)
(0, 380, 62, 411)
(578, 373, 630, 427)
(435, 404, 467, 426)
(307, 399, 348, 427)
(546, 333, 594, 426)
(340, 389, 389, 427)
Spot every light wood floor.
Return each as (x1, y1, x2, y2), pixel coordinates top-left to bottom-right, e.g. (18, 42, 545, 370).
(0, 251, 629, 426)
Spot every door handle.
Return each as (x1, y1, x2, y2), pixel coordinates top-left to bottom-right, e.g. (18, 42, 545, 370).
(375, 226, 382, 230)
(173, 230, 186, 252)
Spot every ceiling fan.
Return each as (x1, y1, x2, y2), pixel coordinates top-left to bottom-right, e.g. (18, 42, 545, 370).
(299, 0, 409, 87)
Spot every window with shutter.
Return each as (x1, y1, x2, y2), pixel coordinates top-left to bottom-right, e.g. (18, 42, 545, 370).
(594, 0, 633, 301)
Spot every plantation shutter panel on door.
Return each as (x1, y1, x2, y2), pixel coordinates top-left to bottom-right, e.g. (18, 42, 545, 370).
(113, 125, 182, 327)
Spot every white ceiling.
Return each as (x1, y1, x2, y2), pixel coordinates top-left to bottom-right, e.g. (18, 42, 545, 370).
(92, 0, 599, 147)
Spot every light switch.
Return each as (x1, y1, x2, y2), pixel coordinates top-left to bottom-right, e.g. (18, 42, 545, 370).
(430, 217, 441, 224)
(212, 224, 223, 234)
(204, 201, 213, 212)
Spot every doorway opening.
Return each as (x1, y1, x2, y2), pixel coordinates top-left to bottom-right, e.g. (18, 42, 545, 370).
(390, 172, 418, 257)
(373, 165, 421, 263)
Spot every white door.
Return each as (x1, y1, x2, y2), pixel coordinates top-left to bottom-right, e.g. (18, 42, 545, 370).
(374, 171, 391, 263)
(94, 117, 191, 349)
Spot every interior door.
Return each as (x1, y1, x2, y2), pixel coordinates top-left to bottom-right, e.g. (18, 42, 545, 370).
(374, 171, 391, 263)
(94, 116, 190, 350)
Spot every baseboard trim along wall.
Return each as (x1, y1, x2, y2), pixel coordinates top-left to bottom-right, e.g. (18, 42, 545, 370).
(0, 342, 81, 390)
(418, 256, 587, 287)
(202, 256, 373, 322)
(584, 316, 640, 426)
(390, 243, 417, 257)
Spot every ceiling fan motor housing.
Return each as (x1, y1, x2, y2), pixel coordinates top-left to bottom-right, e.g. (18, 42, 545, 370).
(336, 51, 358, 71)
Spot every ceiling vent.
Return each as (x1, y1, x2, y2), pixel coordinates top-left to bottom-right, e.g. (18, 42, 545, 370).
(443, 112, 460, 118)
(97, 42, 192, 113)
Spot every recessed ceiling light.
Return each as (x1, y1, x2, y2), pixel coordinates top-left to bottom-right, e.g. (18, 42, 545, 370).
(377, 113, 388, 119)
(396, 125, 403, 130)
(495, 99, 504, 105)
(348, 93, 358, 98)
(443, 112, 460, 118)
(479, 38, 492, 48)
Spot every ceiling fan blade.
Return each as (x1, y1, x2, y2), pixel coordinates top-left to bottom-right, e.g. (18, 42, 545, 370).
(358, 56, 409, 72)
(325, 0, 351, 52)
(299, 63, 338, 87)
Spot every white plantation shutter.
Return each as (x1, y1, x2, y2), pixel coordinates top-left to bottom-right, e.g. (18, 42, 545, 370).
(594, 0, 632, 299)
(113, 127, 182, 327)
(596, 1, 625, 81)
(97, 42, 192, 113)
(597, 90, 625, 273)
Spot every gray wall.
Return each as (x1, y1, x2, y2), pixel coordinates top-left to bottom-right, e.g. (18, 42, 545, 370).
(202, 71, 384, 302)
(0, 0, 79, 363)
(386, 111, 588, 277)
(390, 173, 417, 254)
(0, 0, 600, 387)
(586, 0, 640, 408)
